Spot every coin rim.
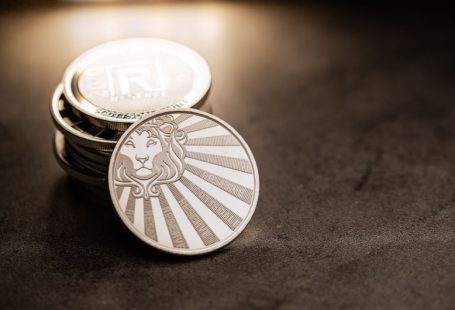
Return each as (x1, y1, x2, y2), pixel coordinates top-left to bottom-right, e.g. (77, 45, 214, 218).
(53, 130, 107, 187)
(63, 38, 212, 125)
(51, 84, 118, 149)
(65, 139, 111, 165)
(108, 108, 260, 256)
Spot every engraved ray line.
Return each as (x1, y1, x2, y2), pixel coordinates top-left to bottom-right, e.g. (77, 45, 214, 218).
(186, 135, 240, 146)
(186, 151, 253, 174)
(180, 176, 243, 230)
(115, 186, 124, 200)
(185, 164, 254, 204)
(157, 190, 188, 248)
(125, 191, 136, 223)
(181, 119, 217, 134)
(143, 198, 157, 241)
(173, 113, 192, 124)
(167, 183, 220, 246)
(152, 196, 173, 246)
(134, 198, 145, 233)
(119, 186, 131, 212)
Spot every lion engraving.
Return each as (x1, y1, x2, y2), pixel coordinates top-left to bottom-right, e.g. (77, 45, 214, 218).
(113, 115, 187, 199)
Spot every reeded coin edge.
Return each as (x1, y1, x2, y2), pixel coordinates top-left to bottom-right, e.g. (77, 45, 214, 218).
(63, 38, 212, 125)
(108, 108, 259, 256)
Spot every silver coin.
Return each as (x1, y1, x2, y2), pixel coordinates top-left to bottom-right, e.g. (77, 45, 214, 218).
(65, 140, 111, 165)
(63, 38, 211, 130)
(51, 84, 120, 150)
(66, 138, 113, 157)
(65, 143, 108, 174)
(108, 109, 259, 255)
(53, 130, 107, 187)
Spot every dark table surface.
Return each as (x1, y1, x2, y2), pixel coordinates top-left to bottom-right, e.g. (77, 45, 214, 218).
(1, 2, 455, 309)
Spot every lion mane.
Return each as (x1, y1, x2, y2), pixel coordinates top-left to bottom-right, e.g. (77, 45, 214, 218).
(114, 115, 187, 200)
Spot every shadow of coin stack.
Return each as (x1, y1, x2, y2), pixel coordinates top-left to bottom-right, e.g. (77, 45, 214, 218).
(50, 38, 212, 200)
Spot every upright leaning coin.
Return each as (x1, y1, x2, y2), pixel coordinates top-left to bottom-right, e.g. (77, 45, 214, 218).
(108, 109, 259, 255)
(63, 38, 211, 130)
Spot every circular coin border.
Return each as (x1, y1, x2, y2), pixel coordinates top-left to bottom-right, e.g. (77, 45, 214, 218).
(51, 84, 119, 149)
(108, 108, 260, 255)
(63, 38, 212, 127)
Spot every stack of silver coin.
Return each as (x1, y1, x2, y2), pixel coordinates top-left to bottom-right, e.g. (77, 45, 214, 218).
(50, 38, 212, 198)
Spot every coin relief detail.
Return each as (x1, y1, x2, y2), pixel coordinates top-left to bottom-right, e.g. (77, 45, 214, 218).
(109, 110, 259, 255)
(63, 39, 211, 126)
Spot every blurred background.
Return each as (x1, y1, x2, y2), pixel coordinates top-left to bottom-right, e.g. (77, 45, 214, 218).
(1, 1, 455, 309)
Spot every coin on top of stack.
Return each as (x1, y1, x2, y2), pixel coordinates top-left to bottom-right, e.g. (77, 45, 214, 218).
(63, 38, 212, 131)
(51, 38, 212, 192)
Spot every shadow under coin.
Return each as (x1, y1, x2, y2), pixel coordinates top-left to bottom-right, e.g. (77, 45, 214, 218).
(46, 176, 212, 270)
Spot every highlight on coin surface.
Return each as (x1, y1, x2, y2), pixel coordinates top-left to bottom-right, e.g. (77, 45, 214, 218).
(108, 109, 259, 255)
(63, 38, 212, 129)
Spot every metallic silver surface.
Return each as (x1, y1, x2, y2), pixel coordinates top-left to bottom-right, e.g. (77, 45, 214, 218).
(65, 140, 111, 165)
(51, 84, 120, 150)
(63, 38, 211, 130)
(53, 130, 107, 187)
(65, 143, 108, 174)
(108, 109, 259, 255)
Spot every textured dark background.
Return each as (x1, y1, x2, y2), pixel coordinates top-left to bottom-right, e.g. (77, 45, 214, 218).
(1, 2, 455, 309)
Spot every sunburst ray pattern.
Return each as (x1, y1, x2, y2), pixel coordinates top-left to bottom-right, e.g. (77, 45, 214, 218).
(110, 111, 259, 255)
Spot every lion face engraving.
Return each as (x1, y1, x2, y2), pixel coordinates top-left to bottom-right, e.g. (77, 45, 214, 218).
(120, 131, 163, 177)
(114, 115, 187, 199)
